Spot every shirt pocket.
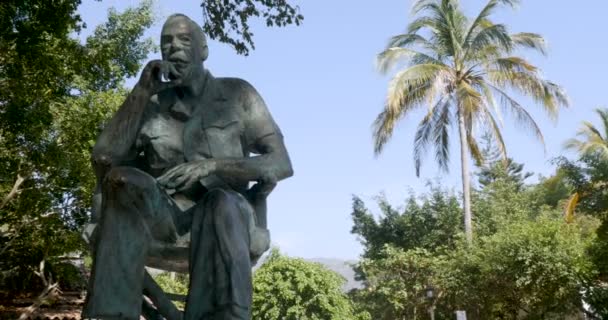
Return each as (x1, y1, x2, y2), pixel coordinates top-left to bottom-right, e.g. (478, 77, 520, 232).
(202, 119, 244, 158)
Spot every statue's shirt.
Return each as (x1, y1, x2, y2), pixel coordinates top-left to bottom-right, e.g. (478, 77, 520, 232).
(135, 71, 281, 193)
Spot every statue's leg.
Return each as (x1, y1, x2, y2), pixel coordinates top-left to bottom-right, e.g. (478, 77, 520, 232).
(185, 189, 254, 320)
(82, 167, 181, 320)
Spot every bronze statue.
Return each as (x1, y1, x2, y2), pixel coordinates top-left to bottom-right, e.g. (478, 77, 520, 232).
(82, 13, 293, 320)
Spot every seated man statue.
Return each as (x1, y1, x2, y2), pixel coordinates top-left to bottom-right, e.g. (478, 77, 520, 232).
(81, 13, 293, 320)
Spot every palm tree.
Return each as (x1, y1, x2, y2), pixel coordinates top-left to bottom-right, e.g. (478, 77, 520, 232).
(372, 0, 568, 245)
(562, 107, 608, 222)
(564, 108, 608, 159)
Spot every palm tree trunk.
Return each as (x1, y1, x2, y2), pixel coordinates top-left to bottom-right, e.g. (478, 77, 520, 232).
(457, 107, 473, 245)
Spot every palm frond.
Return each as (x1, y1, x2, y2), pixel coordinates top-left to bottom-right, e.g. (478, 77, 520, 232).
(413, 96, 452, 176)
(377, 47, 445, 74)
(562, 138, 581, 151)
(373, 81, 435, 155)
(488, 83, 546, 149)
(414, 111, 437, 177)
(463, 0, 518, 48)
(563, 119, 608, 158)
(465, 23, 513, 59)
(425, 67, 454, 111)
(456, 81, 483, 114)
(386, 33, 434, 50)
(466, 0, 500, 41)
(564, 192, 579, 224)
(466, 44, 501, 63)
(385, 64, 448, 115)
(581, 121, 605, 141)
(432, 98, 453, 173)
(491, 56, 538, 73)
(412, 0, 443, 16)
(477, 97, 508, 162)
(407, 16, 439, 34)
(487, 70, 568, 119)
(455, 82, 485, 163)
(563, 138, 595, 156)
(443, 0, 469, 56)
(511, 32, 547, 55)
(411, 0, 468, 60)
(467, 130, 484, 166)
(476, 81, 504, 128)
(595, 108, 608, 140)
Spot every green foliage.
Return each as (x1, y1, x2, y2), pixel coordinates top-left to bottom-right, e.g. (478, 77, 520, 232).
(351, 185, 463, 260)
(200, 0, 304, 55)
(153, 272, 189, 310)
(82, 0, 156, 91)
(557, 154, 608, 216)
(352, 246, 443, 320)
(532, 169, 572, 208)
(554, 153, 608, 317)
(475, 133, 533, 190)
(48, 261, 87, 291)
(445, 214, 595, 319)
(252, 249, 363, 320)
(0, 0, 156, 292)
(351, 180, 597, 319)
(472, 178, 542, 237)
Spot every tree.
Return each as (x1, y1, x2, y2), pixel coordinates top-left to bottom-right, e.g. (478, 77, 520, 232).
(562, 108, 608, 225)
(252, 249, 365, 320)
(554, 153, 608, 318)
(564, 108, 608, 160)
(350, 182, 596, 319)
(351, 185, 462, 261)
(475, 133, 532, 190)
(441, 213, 596, 319)
(0, 0, 156, 292)
(352, 246, 444, 320)
(372, 0, 568, 245)
(199, 0, 304, 55)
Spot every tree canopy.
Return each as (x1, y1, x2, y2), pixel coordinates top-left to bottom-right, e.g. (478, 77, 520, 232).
(351, 170, 597, 319)
(0, 0, 156, 291)
(200, 0, 304, 55)
(252, 249, 365, 320)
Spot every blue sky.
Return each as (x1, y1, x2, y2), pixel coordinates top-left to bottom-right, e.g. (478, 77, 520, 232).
(78, 0, 608, 260)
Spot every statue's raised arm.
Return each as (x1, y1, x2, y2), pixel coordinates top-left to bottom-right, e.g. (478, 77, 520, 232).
(91, 60, 183, 178)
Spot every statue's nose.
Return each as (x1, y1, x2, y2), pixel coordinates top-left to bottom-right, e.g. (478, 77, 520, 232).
(170, 38, 184, 51)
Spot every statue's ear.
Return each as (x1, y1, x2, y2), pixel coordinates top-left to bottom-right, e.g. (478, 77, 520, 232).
(201, 45, 209, 62)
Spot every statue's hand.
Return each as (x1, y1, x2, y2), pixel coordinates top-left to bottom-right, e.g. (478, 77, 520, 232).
(137, 60, 182, 94)
(157, 160, 216, 193)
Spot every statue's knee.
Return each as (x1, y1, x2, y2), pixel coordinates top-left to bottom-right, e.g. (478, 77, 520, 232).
(102, 167, 150, 198)
(91, 153, 112, 169)
(102, 167, 131, 192)
(203, 189, 232, 214)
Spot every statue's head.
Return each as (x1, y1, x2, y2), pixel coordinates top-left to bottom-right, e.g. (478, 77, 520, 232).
(161, 14, 208, 82)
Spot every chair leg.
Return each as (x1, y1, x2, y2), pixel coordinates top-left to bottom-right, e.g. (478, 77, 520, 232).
(143, 271, 183, 320)
(141, 298, 163, 320)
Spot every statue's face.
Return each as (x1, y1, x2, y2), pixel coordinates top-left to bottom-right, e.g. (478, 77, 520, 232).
(161, 17, 202, 81)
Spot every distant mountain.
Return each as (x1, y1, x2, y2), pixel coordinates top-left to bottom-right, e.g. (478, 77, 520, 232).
(307, 258, 362, 292)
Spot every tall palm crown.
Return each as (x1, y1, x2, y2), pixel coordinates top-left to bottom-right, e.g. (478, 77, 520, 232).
(373, 0, 568, 244)
(564, 108, 608, 160)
